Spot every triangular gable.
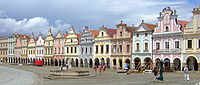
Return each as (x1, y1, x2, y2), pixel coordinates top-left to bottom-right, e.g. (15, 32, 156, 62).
(136, 24, 149, 32)
(55, 31, 63, 38)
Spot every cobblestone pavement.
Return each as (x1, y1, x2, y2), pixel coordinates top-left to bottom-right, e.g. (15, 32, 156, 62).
(0, 64, 200, 85)
(0, 65, 39, 85)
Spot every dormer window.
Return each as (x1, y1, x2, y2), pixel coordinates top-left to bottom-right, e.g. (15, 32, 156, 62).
(136, 33, 139, 37)
(165, 26, 169, 32)
(120, 31, 122, 36)
(102, 32, 104, 36)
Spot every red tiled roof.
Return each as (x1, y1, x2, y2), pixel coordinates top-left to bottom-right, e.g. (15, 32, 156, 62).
(63, 34, 68, 37)
(16, 34, 31, 39)
(76, 34, 81, 37)
(178, 20, 189, 31)
(90, 30, 99, 37)
(143, 23, 156, 30)
(125, 27, 137, 32)
(106, 29, 117, 36)
(116, 21, 127, 26)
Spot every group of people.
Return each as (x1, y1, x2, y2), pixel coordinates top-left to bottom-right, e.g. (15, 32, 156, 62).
(93, 65, 107, 75)
(153, 65, 190, 81)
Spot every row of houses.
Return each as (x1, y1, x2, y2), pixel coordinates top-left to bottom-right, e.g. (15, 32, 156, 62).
(0, 6, 199, 71)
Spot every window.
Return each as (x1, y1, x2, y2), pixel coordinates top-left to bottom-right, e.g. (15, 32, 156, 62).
(156, 42, 160, 50)
(136, 33, 139, 37)
(101, 45, 104, 53)
(119, 45, 122, 53)
(62, 47, 64, 54)
(127, 45, 130, 52)
(90, 47, 92, 54)
(145, 43, 148, 50)
(102, 32, 104, 36)
(165, 42, 169, 49)
(55, 48, 56, 54)
(86, 47, 88, 54)
(136, 43, 139, 51)
(120, 31, 122, 36)
(71, 39, 73, 43)
(113, 45, 117, 53)
(165, 26, 169, 32)
(145, 33, 148, 37)
(188, 40, 192, 49)
(81, 47, 84, 54)
(106, 45, 109, 53)
(175, 41, 179, 48)
(58, 47, 60, 54)
(198, 39, 200, 48)
(96, 45, 98, 54)
(71, 47, 73, 53)
(67, 47, 69, 53)
(75, 47, 77, 53)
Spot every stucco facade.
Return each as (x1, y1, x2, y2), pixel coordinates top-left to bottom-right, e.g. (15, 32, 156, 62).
(35, 34, 45, 59)
(112, 21, 135, 69)
(65, 26, 80, 67)
(53, 31, 66, 66)
(28, 33, 36, 59)
(153, 7, 185, 71)
(0, 37, 8, 63)
(93, 26, 117, 68)
(44, 28, 54, 65)
(132, 21, 155, 70)
(183, 6, 200, 71)
(79, 26, 99, 68)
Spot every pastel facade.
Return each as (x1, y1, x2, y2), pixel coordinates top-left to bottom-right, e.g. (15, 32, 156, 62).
(35, 34, 45, 59)
(20, 36, 30, 58)
(93, 26, 117, 68)
(132, 21, 155, 70)
(53, 31, 66, 66)
(153, 7, 185, 71)
(183, 7, 200, 71)
(112, 22, 135, 69)
(7, 34, 17, 58)
(15, 37, 22, 58)
(79, 26, 99, 68)
(65, 26, 80, 67)
(28, 33, 36, 59)
(0, 37, 8, 63)
(44, 28, 54, 65)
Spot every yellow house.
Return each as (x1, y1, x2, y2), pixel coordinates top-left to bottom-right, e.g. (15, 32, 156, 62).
(93, 26, 117, 68)
(183, 6, 200, 71)
(44, 28, 54, 65)
(65, 26, 80, 67)
(27, 33, 36, 61)
(0, 37, 8, 63)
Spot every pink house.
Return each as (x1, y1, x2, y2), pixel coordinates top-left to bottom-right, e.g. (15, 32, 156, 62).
(153, 7, 186, 71)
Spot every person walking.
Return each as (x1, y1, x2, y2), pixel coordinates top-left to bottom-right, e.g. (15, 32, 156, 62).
(99, 65, 103, 75)
(184, 65, 189, 81)
(153, 67, 159, 81)
(103, 65, 106, 72)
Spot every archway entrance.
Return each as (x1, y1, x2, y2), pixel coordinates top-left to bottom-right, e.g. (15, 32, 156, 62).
(118, 59, 122, 69)
(75, 58, 79, 67)
(106, 58, 110, 68)
(144, 57, 153, 70)
(134, 57, 141, 70)
(100, 58, 105, 65)
(71, 58, 75, 67)
(125, 59, 131, 69)
(80, 58, 83, 67)
(55, 59, 58, 66)
(113, 59, 117, 69)
(164, 58, 170, 71)
(186, 56, 198, 71)
(94, 58, 100, 67)
(173, 58, 181, 71)
(89, 58, 93, 68)
(84, 59, 88, 68)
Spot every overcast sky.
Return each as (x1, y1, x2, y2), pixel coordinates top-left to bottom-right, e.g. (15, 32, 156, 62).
(0, 0, 199, 37)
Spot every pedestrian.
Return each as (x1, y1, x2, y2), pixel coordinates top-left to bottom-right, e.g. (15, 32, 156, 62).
(60, 64, 63, 70)
(125, 63, 130, 75)
(99, 65, 103, 75)
(93, 66, 97, 72)
(103, 65, 106, 72)
(153, 66, 159, 81)
(184, 65, 189, 81)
